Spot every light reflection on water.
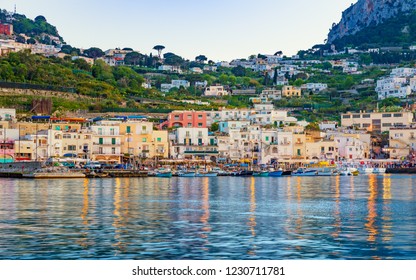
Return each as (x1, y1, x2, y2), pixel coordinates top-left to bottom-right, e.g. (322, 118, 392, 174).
(0, 175, 416, 260)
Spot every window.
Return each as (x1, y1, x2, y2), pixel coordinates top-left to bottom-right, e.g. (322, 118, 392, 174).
(198, 115, 203, 119)
(394, 113, 403, 117)
(98, 128, 103, 135)
(187, 115, 192, 120)
(110, 128, 115, 135)
(186, 131, 190, 137)
(112, 138, 116, 145)
(142, 138, 147, 142)
(382, 123, 391, 127)
(112, 147, 116, 154)
(353, 114, 360, 119)
(198, 123, 203, 127)
(63, 134, 71, 139)
(99, 138, 103, 145)
(362, 114, 371, 118)
(297, 149, 301, 156)
(126, 126, 131, 133)
(142, 126, 147, 132)
(343, 115, 351, 119)
(363, 123, 371, 128)
(68, 145, 76, 151)
(265, 136, 269, 141)
(382, 114, 392, 118)
(198, 131, 203, 137)
(157, 137, 162, 142)
(55, 125, 61, 130)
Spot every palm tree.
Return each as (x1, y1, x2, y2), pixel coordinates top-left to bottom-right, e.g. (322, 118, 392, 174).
(153, 45, 165, 59)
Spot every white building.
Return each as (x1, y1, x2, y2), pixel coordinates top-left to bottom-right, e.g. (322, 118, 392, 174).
(376, 77, 410, 100)
(172, 80, 190, 88)
(158, 65, 182, 73)
(0, 108, 16, 121)
(204, 86, 228, 97)
(260, 89, 282, 100)
(170, 127, 218, 160)
(302, 83, 328, 93)
(90, 121, 122, 163)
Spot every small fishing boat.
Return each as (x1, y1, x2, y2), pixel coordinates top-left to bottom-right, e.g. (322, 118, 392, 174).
(268, 170, 283, 177)
(237, 170, 254, 177)
(196, 170, 218, 177)
(177, 171, 196, 177)
(155, 168, 172, 178)
(292, 168, 318, 176)
(316, 167, 339, 176)
(373, 167, 386, 174)
(253, 171, 269, 177)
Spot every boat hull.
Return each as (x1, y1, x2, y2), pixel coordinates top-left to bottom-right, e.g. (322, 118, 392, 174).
(268, 171, 283, 177)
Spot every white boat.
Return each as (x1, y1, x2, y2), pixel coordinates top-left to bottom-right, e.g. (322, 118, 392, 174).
(177, 171, 196, 177)
(316, 167, 339, 176)
(359, 166, 374, 174)
(373, 167, 386, 174)
(195, 170, 218, 177)
(292, 168, 318, 176)
(339, 167, 359, 176)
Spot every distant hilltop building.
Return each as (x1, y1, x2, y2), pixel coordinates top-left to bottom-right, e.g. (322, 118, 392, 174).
(0, 23, 13, 36)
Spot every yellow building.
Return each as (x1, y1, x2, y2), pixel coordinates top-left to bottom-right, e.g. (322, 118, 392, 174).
(341, 111, 414, 133)
(291, 133, 306, 159)
(12, 122, 50, 137)
(282, 86, 301, 98)
(120, 122, 169, 160)
(388, 127, 416, 159)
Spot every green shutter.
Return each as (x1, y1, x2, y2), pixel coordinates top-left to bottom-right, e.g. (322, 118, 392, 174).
(127, 126, 131, 133)
(112, 138, 116, 145)
(99, 138, 103, 145)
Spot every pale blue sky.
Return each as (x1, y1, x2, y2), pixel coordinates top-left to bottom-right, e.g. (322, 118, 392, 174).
(1, 0, 356, 61)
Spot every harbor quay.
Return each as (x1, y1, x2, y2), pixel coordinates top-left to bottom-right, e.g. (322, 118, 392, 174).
(1, 107, 416, 178)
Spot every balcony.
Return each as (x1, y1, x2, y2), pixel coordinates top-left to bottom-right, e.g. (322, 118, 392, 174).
(93, 142, 120, 146)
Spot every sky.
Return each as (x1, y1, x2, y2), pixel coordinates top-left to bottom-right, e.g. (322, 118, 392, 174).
(0, 0, 356, 61)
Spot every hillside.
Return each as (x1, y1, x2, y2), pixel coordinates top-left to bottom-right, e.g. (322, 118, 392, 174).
(330, 10, 416, 49)
(328, 0, 416, 45)
(0, 9, 63, 44)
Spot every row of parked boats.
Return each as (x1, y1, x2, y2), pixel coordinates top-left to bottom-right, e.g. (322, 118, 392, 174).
(150, 166, 387, 178)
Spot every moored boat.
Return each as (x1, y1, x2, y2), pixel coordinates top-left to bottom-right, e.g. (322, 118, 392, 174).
(268, 170, 283, 177)
(373, 167, 386, 174)
(292, 168, 318, 176)
(316, 167, 339, 176)
(155, 168, 172, 178)
(253, 171, 269, 177)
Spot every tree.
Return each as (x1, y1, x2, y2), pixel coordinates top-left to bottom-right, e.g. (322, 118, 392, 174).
(231, 66, 246, 77)
(124, 52, 143, 66)
(195, 55, 207, 63)
(153, 45, 165, 59)
(210, 122, 219, 132)
(34, 15, 47, 22)
(163, 52, 184, 66)
(293, 78, 304, 87)
(84, 47, 104, 59)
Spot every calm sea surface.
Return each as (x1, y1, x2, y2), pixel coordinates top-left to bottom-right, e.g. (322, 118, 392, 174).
(0, 175, 415, 260)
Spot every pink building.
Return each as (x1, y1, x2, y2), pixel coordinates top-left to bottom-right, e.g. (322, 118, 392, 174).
(159, 111, 208, 129)
(0, 141, 14, 163)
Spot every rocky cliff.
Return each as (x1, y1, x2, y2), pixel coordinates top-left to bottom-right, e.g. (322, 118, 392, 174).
(328, 0, 416, 44)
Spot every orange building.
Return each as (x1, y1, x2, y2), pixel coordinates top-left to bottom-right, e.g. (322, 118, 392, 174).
(0, 24, 13, 36)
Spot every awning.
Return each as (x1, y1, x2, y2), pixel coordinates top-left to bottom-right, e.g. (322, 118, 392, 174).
(63, 153, 77, 158)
